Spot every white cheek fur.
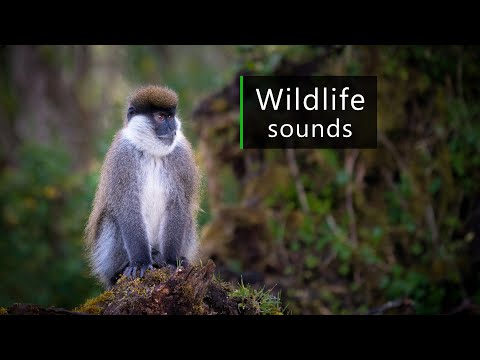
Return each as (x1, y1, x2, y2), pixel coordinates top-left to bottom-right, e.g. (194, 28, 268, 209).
(122, 115, 182, 157)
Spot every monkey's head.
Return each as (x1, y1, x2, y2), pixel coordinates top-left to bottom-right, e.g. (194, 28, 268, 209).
(124, 85, 182, 156)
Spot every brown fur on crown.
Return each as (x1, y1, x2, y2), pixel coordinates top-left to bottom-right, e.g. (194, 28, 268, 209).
(128, 85, 178, 110)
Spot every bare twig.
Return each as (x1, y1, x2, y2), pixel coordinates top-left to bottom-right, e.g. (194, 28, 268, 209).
(381, 168, 409, 209)
(326, 215, 348, 242)
(447, 299, 480, 315)
(365, 298, 415, 315)
(345, 149, 359, 245)
(286, 148, 310, 214)
(425, 204, 439, 248)
(378, 132, 407, 172)
(447, 190, 464, 244)
(322, 248, 337, 268)
(6, 303, 90, 315)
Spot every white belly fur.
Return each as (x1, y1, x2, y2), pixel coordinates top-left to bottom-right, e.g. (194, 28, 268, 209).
(140, 156, 169, 250)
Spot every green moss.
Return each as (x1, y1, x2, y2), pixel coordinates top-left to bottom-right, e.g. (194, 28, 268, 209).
(148, 269, 169, 283)
(228, 279, 283, 315)
(192, 304, 206, 315)
(75, 290, 114, 314)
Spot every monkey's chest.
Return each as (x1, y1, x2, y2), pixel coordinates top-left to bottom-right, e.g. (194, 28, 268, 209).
(140, 158, 170, 245)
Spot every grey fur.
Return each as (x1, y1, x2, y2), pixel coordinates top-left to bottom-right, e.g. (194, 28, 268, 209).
(86, 126, 199, 288)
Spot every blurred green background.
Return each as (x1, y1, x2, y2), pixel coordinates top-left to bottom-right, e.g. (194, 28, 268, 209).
(0, 45, 479, 314)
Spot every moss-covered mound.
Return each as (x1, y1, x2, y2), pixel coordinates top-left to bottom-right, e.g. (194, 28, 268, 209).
(75, 260, 283, 315)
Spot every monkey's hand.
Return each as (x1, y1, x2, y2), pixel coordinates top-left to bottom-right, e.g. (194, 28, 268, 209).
(123, 263, 154, 279)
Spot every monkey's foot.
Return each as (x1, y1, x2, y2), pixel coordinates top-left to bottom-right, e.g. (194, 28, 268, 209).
(123, 264, 154, 279)
(163, 257, 190, 269)
(157, 257, 190, 271)
(179, 257, 190, 269)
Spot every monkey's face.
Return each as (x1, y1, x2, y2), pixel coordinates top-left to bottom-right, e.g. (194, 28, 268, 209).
(127, 106, 179, 144)
(124, 105, 181, 156)
(150, 109, 178, 145)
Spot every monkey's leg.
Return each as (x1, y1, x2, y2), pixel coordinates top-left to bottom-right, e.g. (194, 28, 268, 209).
(161, 200, 192, 267)
(92, 218, 129, 287)
(116, 202, 154, 279)
(178, 217, 196, 269)
(151, 247, 164, 268)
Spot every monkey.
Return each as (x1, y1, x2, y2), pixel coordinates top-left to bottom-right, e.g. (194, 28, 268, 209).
(85, 85, 199, 288)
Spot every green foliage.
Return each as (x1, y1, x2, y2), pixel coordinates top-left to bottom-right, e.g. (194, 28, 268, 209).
(237, 45, 322, 75)
(213, 45, 480, 314)
(0, 143, 101, 308)
(379, 266, 451, 315)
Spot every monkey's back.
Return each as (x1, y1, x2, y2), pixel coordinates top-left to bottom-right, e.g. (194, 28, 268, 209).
(85, 133, 132, 250)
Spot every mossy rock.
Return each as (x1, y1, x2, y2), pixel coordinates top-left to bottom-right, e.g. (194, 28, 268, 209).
(76, 260, 283, 315)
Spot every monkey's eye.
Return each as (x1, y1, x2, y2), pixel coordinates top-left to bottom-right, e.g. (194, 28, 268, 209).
(155, 114, 165, 122)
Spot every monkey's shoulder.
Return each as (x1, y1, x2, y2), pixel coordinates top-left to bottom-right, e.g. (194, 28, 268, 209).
(168, 137, 195, 162)
(107, 133, 144, 165)
(164, 138, 199, 195)
(99, 134, 145, 197)
(167, 140, 197, 172)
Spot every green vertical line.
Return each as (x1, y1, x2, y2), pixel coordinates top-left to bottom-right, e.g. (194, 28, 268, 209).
(240, 75, 244, 149)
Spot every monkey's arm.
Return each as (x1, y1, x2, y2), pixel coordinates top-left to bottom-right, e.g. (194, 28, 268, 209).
(162, 198, 191, 266)
(108, 140, 153, 278)
(162, 142, 199, 266)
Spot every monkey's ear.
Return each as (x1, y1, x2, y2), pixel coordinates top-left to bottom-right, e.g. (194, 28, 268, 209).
(129, 85, 178, 109)
(127, 106, 136, 121)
